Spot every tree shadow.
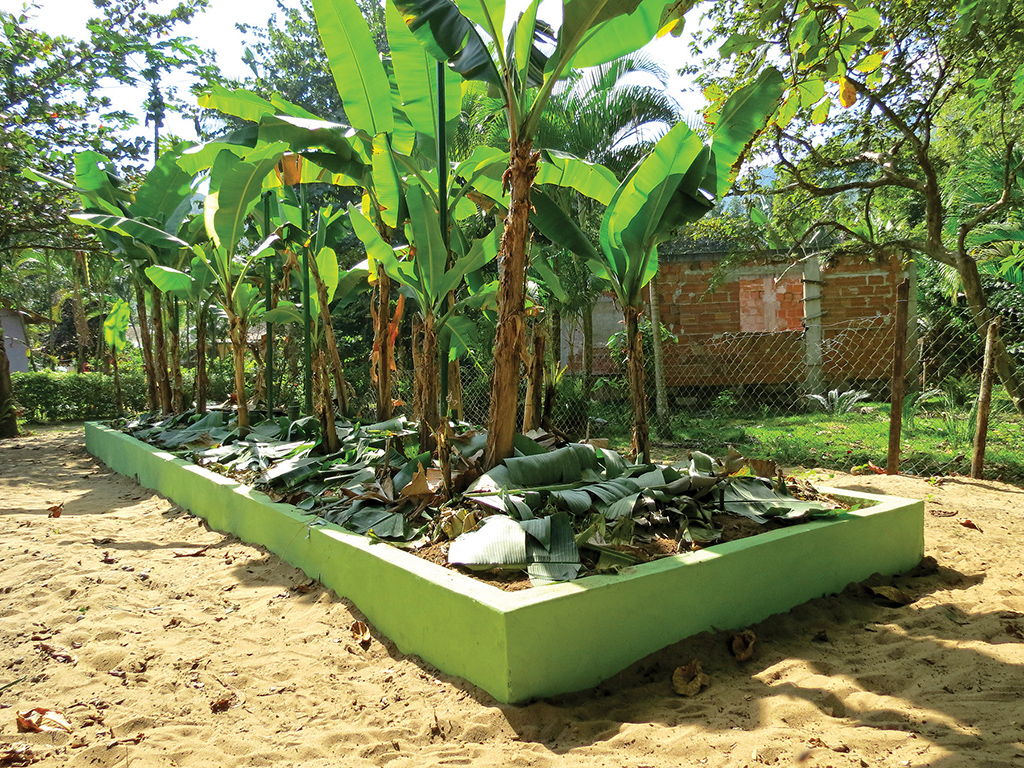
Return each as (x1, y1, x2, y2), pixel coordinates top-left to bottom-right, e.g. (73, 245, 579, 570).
(482, 564, 1022, 766)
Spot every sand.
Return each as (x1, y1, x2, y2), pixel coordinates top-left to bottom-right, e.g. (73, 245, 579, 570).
(0, 425, 1022, 767)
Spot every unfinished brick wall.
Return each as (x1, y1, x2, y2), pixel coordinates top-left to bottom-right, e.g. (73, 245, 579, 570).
(562, 250, 909, 391)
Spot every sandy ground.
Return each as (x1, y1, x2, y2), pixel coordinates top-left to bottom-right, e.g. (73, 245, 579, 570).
(0, 425, 1022, 768)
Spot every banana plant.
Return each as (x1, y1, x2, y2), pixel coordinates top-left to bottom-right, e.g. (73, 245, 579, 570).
(38, 146, 200, 414)
(350, 185, 498, 453)
(582, 69, 786, 461)
(389, 0, 693, 468)
(102, 298, 131, 416)
(202, 142, 288, 436)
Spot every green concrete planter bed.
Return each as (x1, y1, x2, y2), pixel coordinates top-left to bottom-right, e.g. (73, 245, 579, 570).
(85, 421, 924, 704)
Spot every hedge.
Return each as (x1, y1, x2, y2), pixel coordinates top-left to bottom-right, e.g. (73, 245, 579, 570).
(11, 370, 233, 422)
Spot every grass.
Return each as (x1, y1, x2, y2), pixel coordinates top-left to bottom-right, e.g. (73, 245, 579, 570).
(593, 393, 1024, 483)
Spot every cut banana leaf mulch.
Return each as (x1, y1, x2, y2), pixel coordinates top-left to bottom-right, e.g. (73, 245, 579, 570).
(117, 411, 853, 588)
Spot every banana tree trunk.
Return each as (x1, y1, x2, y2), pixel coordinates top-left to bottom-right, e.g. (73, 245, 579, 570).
(134, 282, 157, 411)
(957, 254, 1024, 412)
(111, 350, 124, 416)
(72, 251, 90, 374)
(195, 306, 209, 415)
(316, 349, 340, 453)
(0, 337, 18, 439)
(373, 268, 394, 421)
(445, 292, 464, 422)
(624, 304, 650, 463)
(308, 252, 351, 417)
(169, 297, 183, 413)
(150, 288, 172, 413)
(523, 325, 545, 433)
(484, 139, 538, 469)
(227, 309, 250, 437)
(413, 312, 440, 453)
(648, 275, 672, 439)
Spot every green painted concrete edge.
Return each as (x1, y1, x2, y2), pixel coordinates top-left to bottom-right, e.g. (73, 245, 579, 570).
(85, 422, 924, 704)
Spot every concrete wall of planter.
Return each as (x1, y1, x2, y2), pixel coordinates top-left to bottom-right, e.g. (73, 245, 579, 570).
(86, 422, 924, 704)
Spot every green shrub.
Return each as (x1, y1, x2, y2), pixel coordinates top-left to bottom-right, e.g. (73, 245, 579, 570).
(12, 370, 149, 421)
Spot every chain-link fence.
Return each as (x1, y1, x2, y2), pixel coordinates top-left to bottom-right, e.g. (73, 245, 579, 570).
(442, 294, 1021, 482)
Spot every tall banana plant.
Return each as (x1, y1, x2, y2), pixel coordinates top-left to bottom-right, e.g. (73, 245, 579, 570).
(580, 69, 786, 461)
(389, 0, 692, 468)
(202, 143, 288, 435)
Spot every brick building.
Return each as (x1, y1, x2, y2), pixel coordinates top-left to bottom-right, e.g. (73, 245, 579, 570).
(561, 247, 915, 399)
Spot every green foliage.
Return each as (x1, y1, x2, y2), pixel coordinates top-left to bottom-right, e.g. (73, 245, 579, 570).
(12, 371, 149, 421)
(11, 366, 235, 423)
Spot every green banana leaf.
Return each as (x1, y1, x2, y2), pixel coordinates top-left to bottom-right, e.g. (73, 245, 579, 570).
(204, 143, 287, 254)
(386, 1, 463, 141)
(312, 0, 395, 136)
(69, 213, 191, 252)
(389, 0, 501, 86)
(709, 67, 786, 199)
(103, 299, 131, 353)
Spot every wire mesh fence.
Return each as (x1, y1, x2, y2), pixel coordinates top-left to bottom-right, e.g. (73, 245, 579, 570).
(445, 298, 1021, 482)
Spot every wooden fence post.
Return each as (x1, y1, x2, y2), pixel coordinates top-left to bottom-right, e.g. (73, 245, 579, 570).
(971, 316, 1000, 479)
(887, 279, 910, 475)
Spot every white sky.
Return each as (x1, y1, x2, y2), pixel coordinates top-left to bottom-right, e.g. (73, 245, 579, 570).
(2, 0, 702, 144)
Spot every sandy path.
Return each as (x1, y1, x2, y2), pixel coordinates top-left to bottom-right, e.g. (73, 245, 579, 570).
(0, 425, 1022, 767)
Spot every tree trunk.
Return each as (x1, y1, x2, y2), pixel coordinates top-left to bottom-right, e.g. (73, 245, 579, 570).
(316, 349, 340, 453)
(648, 275, 672, 440)
(71, 251, 90, 374)
(484, 139, 538, 469)
(0, 335, 18, 439)
(542, 306, 560, 427)
(957, 254, 1024, 412)
(111, 350, 123, 417)
(150, 288, 172, 413)
(169, 298, 183, 413)
(195, 306, 208, 415)
(413, 313, 440, 453)
(134, 281, 157, 411)
(308, 251, 351, 417)
(227, 311, 249, 437)
(522, 325, 545, 433)
(624, 305, 650, 463)
(373, 268, 394, 422)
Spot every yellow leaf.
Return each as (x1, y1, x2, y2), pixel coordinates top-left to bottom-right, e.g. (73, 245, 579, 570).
(657, 18, 681, 38)
(839, 77, 857, 107)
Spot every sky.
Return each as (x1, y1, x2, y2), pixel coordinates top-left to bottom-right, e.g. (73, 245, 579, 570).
(2, 0, 703, 145)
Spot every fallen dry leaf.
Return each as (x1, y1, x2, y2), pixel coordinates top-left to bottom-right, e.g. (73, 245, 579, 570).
(672, 660, 710, 697)
(351, 620, 371, 647)
(730, 630, 757, 661)
(0, 742, 37, 766)
(46, 503, 63, 518)
(209, 698, 233, 713)
(36, 643, 76, 665)
(868, 585, 916, 606)
(959, 518, 983, 532)
(748, 458, 777, 479)
(291, 580, 317, 594)
(16, 708, 73, 734)
(173, 546, 211, 558)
